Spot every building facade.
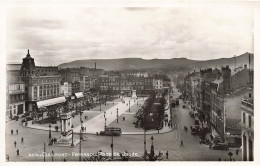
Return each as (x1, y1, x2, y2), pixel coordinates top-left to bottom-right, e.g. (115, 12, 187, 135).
(241, 93, 254, 161)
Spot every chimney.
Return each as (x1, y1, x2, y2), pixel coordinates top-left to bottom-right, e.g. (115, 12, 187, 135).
(222, 65, 231, 93)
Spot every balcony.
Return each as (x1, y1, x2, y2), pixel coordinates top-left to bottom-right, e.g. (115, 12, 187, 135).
(241, 99, 254, 112)
(9, 89, 26, 95)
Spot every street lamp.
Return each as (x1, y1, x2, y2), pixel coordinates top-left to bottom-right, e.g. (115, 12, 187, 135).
(79, 128, 82, 161)
(111, 127, 114, 160)
(129, 100, 130, 112)
(71, 124, 74, 146)
(116, 108, 119, 123)
(43, 142, 46, 162)
(144, 128, 147, 155)
(49, 124, 52, 145)
(150, 136, 155, 158)
(80, 108, 83, 129)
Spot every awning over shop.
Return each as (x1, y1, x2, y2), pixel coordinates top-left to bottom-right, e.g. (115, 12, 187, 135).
(37, 96, 66, 108)
(75, 92, 84, 98)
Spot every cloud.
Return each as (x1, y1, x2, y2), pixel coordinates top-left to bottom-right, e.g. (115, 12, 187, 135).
(6, 6, 254, 65)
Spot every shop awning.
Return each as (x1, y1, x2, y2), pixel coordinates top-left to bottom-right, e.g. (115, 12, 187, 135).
(75, 92, 84, 98)
(37, 96, 66, 108)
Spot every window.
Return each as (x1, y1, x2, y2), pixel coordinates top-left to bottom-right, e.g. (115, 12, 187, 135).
(34, 86, 37, 99)
(243, 112, 246, 123)
(39, 86, 42, 97)
(249, 115, 251, 128)
(217, 110, 221, 116)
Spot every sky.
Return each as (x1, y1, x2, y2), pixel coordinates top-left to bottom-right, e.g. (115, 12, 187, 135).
(6, 5, 254, 66)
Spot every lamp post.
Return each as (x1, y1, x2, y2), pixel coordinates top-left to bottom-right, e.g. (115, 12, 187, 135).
(71, 124, 74, 146)
(150, 136, 155, 158)
(80, 108, 83, 129)
(129, 100, 130, 112)
(100, 100, 101, 111)
(79, 128, 82, 161)
(111, 127, 114, 160)
(116, 108, 119, 123)
(49, 124, 52, 145)
(43, 142, 46, 162)
(151, 136, 154, 146)
(144, 129, 147, 155)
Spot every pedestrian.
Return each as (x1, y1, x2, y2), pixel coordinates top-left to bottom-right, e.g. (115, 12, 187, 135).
(166, 151, 169, 159)
(180, 140, 184, 147)
(16, 129, 18, 134)
(21, 137, 24, 143)
(218, 158, 221, 161)
(16, 149, 19, 156)
(6, 155, 9, 161)
(64, 159, 66, 162)
(14, 141, 17, 148)
(236, 149, 239, 155)
(11, 129, 13, 135)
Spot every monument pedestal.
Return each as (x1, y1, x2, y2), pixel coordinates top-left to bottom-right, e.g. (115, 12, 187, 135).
(56, 112, 79, 147)
(131, 90, 137, 98)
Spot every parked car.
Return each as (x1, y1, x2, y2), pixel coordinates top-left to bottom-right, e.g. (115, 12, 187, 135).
(212, 143, 229, 150)
(194, 119, 200, 127)
(191, 127, 198, 135)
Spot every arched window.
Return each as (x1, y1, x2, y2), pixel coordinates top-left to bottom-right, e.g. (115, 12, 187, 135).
(56, 85, 59, 95)
(33, 86, 37, 100)
(47, 85, 49, 95)
(54, 85, 56, 95)
(43, 85, 46, 96)
(50, 85, 53, 95)
(39, 86, 42, 97)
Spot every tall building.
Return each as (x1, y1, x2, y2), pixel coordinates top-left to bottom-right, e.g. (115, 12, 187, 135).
(6, 63, 26, 118)
(19, 50, 61, 112)
(241, 92, 254, 161)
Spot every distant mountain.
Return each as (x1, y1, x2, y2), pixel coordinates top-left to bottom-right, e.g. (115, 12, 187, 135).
(192, 52, 254, 70)
(58, 52, 253, 71)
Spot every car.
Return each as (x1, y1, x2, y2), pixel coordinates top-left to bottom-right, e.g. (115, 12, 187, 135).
(212, 143, 229, 151)
(182, 105, 186, 108)
(191, 127, 198, 135)
(194, 119, 200, 126)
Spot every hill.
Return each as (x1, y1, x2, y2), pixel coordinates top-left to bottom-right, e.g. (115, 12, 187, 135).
(58, 52, 253, 71)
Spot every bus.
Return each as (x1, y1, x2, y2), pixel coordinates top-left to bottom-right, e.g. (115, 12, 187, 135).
(100, 127, 122, 136)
